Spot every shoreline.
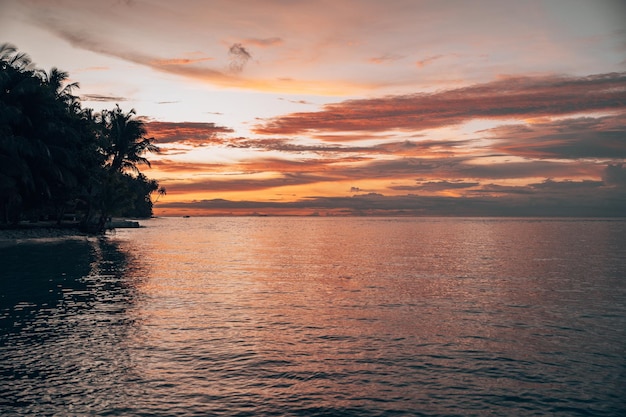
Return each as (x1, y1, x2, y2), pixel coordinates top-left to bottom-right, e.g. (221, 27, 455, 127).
(0, 218, 144, 247)
(0, 223, 90, 247)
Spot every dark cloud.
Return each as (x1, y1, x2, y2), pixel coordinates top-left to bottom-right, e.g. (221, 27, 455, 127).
(328, 156, 597, 182)
(488, 114, 626, 159)
(469, 184, 535, 195)
(278, 98, 315, 105)
(81, 94, 127, 102)
(225, 136, 464, 157)
(254, 72, 626, 134)
(602, 163, 626, 187)
(227, 137, 351, 153)
(228, 43, 252, 73)
(311, 133, 410, 142)
(389, 181, 480, 192)
(146, 121, 234, 146)
(456, 160, 600, 180)
(157, 180, 626, 217)
(372, 139, 474, 156)
(530, 178, 604, 192)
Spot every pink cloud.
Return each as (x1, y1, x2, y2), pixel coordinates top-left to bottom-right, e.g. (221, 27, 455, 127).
(254, 72, 626, 134)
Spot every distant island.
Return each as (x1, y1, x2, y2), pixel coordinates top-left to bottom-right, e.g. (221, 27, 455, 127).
(0, 44, 164, 233)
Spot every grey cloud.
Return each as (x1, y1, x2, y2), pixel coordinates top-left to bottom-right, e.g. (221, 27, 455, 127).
(158, 181, 626, 216)
(31, 13, 233, 83)
(81, 94, 127, 102)
(228, 43, 252, 73)
(489, 114, 626, 159)
(602, 163, 626, 187)
(389, 181, 480, 192)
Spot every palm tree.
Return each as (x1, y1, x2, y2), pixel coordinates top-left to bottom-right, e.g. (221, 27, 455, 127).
(0, 45, 52, 222)
(100, 105, 160, 174)
(154, 186, 167, 203)
(2, 45, 163, 228)
(78, 105, 161, 232)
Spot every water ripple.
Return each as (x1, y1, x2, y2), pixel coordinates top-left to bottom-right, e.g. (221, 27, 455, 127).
(1, 218, 626, 416)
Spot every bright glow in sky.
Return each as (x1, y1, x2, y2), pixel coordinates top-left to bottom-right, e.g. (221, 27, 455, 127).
(1, 0, 625, 216)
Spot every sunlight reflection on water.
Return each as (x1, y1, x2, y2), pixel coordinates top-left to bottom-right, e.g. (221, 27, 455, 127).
(1, 217, 625, 416)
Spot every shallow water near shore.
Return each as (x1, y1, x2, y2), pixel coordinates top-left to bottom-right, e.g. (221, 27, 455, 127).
(1, 217, 625, 416)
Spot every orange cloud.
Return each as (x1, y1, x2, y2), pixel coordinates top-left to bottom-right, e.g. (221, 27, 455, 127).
(155, 175, 625, 217)
(415, 54, 444, 68)
(254, 72, 626, 134)
(369, 53, 404, 64)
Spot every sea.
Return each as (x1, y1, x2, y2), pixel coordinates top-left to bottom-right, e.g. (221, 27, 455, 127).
(1, 217, 625, 416)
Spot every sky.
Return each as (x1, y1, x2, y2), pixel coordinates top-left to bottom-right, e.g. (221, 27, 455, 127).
(1, 0, 625, 216)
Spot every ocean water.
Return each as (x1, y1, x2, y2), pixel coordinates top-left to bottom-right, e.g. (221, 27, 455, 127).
(1, 217, 625, 416)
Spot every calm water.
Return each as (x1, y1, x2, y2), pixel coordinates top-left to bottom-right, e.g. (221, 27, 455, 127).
(1, 217, 625, 416)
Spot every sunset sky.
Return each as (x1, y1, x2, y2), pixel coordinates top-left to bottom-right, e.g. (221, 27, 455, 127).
(1, 0, 625, 216)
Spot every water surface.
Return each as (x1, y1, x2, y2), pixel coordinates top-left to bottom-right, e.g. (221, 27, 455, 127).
(1, 217, 625, 416)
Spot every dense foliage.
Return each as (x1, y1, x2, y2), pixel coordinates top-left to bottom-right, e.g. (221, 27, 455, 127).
(0, 44, 162, 232)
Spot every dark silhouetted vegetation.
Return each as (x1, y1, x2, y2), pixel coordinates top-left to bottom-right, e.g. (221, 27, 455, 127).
(0, 44, 162, 232)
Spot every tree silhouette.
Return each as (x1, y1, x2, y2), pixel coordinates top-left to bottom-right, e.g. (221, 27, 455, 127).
(0, 44, 162, 230)
(154, 186, 167, 203)
(100, 105, 160, 174)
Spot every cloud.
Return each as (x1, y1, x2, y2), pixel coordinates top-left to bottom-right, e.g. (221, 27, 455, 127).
(253, 72, 626, 134)
(149, 159, 225, 173)
(278, 98, 315, 105)
(242, 37, 283, 47)
(603, 163, 626, 187)
(310, 156, 601, 183)
(369, 53, 404, 64)
(530, 178, 604, 191)
(228, 43, 252, 73)
(80, 94, 127, 102)
(157, 181, 626, 216)
(234, 157, 368, 175)
(371, 139, 474, 157)
(415, 54, 444, 68)
(31, 13, 237, 84)
(145, 121, 234, 146)
(159, 172, 330, 194)
(151, 57, 214, 66)
(223, 136, 471, 158)
(389, 181, 480, 192)
(227, 138, 358, 153)
(21, 8, 373, 94)
(488, 114, 626, 159)
(457, 160, 600, 180)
